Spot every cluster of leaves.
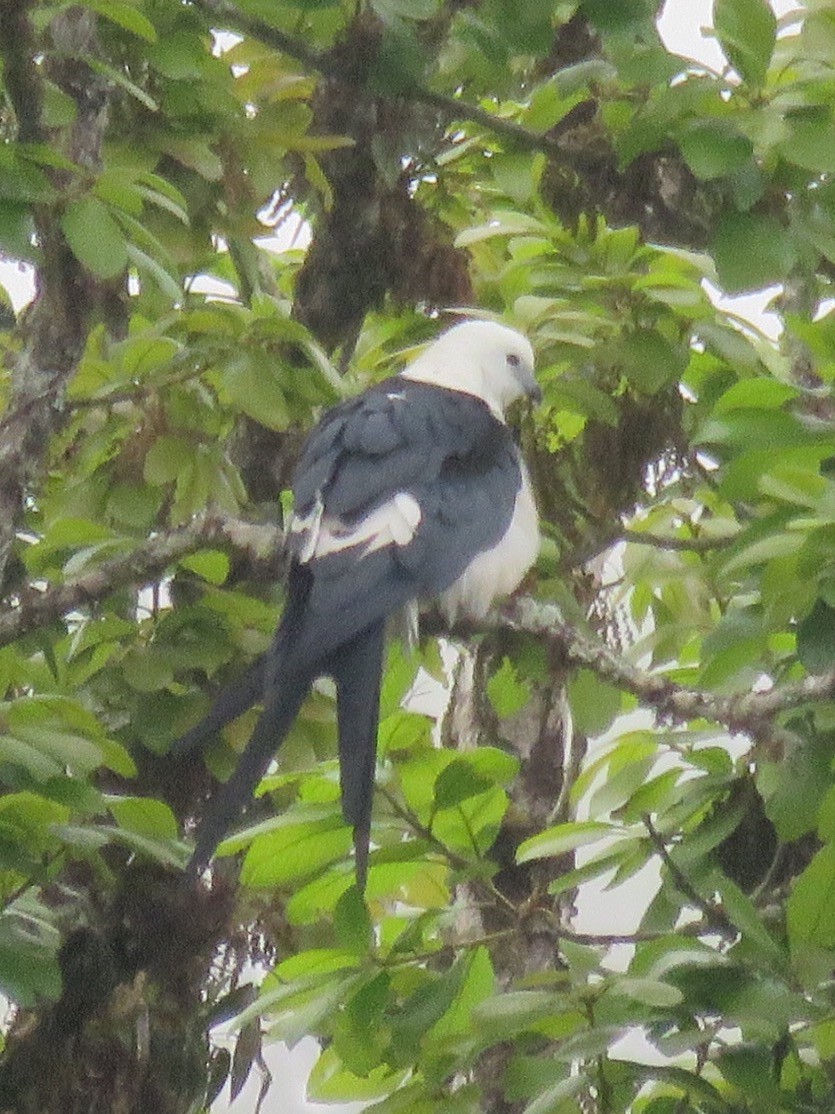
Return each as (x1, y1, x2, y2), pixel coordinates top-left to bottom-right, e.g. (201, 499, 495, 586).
(3, 0, 835, 1112)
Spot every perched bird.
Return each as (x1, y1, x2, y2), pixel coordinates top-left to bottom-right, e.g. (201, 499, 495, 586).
(175, 320, 541, 887)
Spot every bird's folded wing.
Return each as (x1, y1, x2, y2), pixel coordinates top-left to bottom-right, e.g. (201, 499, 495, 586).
(286, 376, 525, 667)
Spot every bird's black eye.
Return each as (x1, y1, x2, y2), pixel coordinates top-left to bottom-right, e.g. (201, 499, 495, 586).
(507, 353, 521, 368)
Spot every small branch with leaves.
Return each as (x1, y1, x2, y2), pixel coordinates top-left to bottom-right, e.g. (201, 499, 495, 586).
(0, 515, 832, 748)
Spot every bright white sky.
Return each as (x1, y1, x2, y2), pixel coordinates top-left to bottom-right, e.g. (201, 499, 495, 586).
(0, 2, 806, 1110)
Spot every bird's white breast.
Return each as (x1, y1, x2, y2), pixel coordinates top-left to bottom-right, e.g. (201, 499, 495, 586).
(439, 462, 539, 622)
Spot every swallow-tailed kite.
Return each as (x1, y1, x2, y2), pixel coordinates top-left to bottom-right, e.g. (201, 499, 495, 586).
(175, 320, 540, 887)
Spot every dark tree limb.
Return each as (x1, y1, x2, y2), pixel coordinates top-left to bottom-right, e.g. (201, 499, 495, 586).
(0, 7, 111, 591)
(0, 515, 283, 648)
(0, 515, 830, 743)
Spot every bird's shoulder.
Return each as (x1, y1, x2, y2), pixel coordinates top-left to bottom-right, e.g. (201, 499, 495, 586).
(293, 377, 509, 514)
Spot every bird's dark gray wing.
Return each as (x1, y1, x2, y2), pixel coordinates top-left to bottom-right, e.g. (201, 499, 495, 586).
(288, 377, 524, 666)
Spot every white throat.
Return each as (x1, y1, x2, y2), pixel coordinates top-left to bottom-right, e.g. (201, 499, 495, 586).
(400, 359, 504, 422)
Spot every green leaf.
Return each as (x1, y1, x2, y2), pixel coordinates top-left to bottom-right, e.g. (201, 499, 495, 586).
(679, 120, 753, 181)
(797, 599, 835, 673)
(180, 550, 230, 585)
(0, 148, 52, 203)
(372, 0, 440, 19)
(580, 0, 652, 32)
(712, 378, 797, 414)
(42, 82, 78, 127)
(240, 818, 353, 887)
(307, 1043, 401, 1104)
(106, 482, 163, 531)
(587, 737, 660, 818)
(148, 31, 206, 80)
(108, 796, 179, 839)
(712, 871, 786, 965)
(160, 137, 223, 181)
(85, 58, 158, 110)
(522, 1076, 587, 1114)
(486, 657, 530, 717)
(455, 212, 549, 246)
(620, 329, 689, 394)
(85, 0, 157, 41)
(144, 436, 193, 485)
(714, 0, 776, 87)
(426, 945, 494, 1043)
(0, 918, 60, 1005)
(711, 212, 795, 293)
(760, 733, 833, 841)
(491, 153, 537, 208)
(787, 843, 835, 949)
(471, 990, 565, 1038)
(275, 948, 361, 982)
(224, 356, 290, 431)
(566, 669, 621, 736)
(607, 975, 683, 1008)
(61, 197, 129, 279)
(9, 724, 102, 775)
(389, 958, 469, 1054)
(517, 820, 616, 864)
(125, 244, 182, 303)
(333, 886, 372, 954)
(715, 1045, 784, 1107)
(778, 119, 835, 175)
(433, 760, 495, 809)
(0, 201, 35, 260)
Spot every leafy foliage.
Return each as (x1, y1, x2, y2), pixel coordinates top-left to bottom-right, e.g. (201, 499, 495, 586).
(1, 0, 835, 1111)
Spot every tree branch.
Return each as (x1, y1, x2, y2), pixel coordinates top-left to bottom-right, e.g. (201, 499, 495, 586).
(642, 816, 736, 942)
(191, 0, 566, 158)
(0, 0, 44, 145)
(1, 525, 832, 743)
(191, 0, 326, 73)
(493, 596, 835, 739)
(0, 515, 283, 648)
(620, 529, 735, 554)
(0, 8, 111, 590)
(563, 526, 736, 572)
(1, 520, 832, 737)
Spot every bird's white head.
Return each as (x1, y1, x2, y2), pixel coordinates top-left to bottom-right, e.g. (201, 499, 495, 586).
(400, 320, 540, 421)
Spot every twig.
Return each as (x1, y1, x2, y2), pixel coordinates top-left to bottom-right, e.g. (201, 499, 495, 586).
(192, 0, 326, 74)
(557, 924, 704, 946)
(642, 816, 736, 942)
(191, 0, 572, 163)
(0, 849, 64, 915)
(563, 526, 736, 572)
(494, 596, 835, 737)
(375, 784, 473, 876)
(621, 529, 736, 553)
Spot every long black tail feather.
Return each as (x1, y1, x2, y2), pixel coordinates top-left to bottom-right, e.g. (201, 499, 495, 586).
(331, 620, 386, 890)
(185, 670, 313, 877)
(171, 655, 267, 759)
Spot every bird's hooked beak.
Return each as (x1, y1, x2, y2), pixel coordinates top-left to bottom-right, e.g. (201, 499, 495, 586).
(517, 359, 542, 406)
